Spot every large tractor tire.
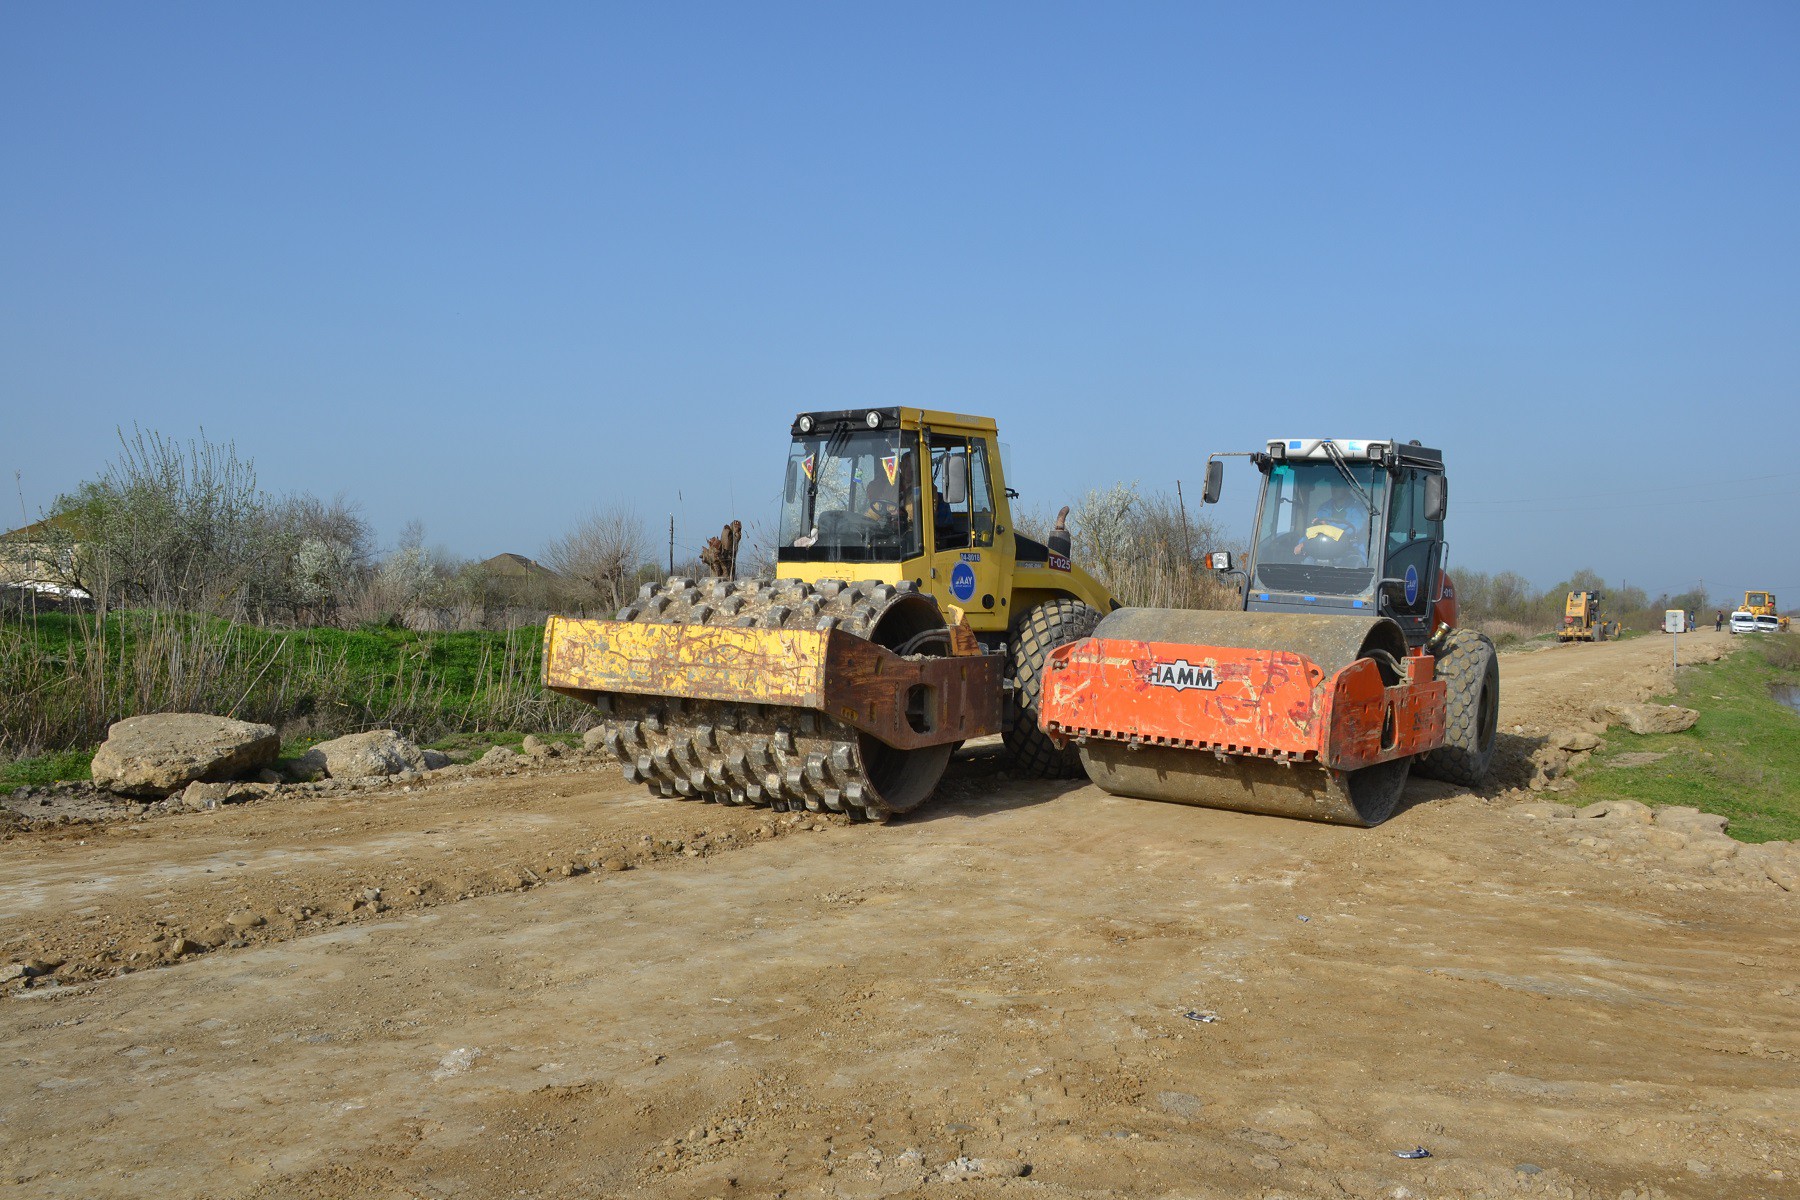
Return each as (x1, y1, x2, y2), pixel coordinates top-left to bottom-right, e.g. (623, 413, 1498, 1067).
(1004, 598, 1103, 779)
(1416, 626, 1499, 786)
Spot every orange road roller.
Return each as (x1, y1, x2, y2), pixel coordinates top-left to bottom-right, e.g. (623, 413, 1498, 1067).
(1039, 438, 1498, 826)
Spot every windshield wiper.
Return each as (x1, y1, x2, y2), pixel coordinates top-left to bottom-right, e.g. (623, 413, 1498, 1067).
(1319, 440, 1374, 512)
(825, 423, 852, 459)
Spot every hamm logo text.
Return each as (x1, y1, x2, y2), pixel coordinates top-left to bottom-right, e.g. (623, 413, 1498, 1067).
(1146, 659, 1218, 692)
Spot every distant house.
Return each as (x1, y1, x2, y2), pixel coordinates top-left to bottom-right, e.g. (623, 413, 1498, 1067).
(480, 552, 560, 581)
(474, 552, 561, 611)
(0, 513, 87, 590)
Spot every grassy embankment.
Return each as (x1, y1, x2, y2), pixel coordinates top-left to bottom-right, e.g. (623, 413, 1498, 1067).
(1571, 635, 1800, 843)
(0, 609, 587, 791)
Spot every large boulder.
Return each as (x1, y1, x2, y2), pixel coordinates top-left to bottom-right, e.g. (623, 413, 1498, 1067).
(1605, 704, 1700, 735)
(90, 714, 280, 797)
(293, 730, 428, 781)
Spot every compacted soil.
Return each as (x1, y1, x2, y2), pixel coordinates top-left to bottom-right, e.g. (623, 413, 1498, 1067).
(1, 629, 1794, 1199)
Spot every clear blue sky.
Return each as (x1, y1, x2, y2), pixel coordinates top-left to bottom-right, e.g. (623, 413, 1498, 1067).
(4, 3, 1797, 601)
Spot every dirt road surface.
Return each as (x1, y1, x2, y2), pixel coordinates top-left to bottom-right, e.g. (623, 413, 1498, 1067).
(3, 629, 1795, 1199)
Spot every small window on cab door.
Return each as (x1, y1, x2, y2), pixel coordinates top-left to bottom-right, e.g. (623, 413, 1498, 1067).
(969, 442, 996, 547)
(929, 434, 970, 550)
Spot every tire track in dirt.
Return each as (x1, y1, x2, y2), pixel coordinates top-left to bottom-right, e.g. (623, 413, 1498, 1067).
(1, 630, 1794, 1199)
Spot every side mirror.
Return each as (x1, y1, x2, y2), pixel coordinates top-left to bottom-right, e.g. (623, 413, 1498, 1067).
(1423, 474, 1447, 522)
(942, 452, 969, 505)
(1206, 550, 1233, 571)
(1202, 460, 1224, 505)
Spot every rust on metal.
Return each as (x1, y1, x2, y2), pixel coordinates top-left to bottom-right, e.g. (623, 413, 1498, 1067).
(1037, 608, 1448, 826)
(544, 616, 1001, 750)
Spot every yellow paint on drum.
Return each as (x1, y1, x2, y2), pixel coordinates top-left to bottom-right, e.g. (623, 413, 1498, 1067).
(543, 617, 831, 707)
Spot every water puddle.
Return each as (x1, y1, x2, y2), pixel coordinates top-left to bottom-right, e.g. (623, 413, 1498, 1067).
(1773, 684, 1800, 717)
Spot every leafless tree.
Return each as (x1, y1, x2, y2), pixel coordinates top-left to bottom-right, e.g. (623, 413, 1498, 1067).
(1063, 482, 1237, 611)
(543, 505, 651, 613)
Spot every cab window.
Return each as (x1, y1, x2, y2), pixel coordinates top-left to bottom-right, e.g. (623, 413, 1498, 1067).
(968, 441, 996, 547)
(929, 435, 968, 549)
(1384, 469, 1441, 612)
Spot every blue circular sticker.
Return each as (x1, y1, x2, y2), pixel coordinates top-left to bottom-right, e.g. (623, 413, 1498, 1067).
(950, 562, 977, 601)
(1404, 564, 1419, 606)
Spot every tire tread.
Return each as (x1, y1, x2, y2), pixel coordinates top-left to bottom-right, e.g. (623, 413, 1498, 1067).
(1004, 598, 1102, 779)
(1417, 626, 1499, 785)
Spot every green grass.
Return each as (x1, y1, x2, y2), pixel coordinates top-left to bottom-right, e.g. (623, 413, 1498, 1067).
(1571, 635, 1800, 843)
(0, 748, 95, 792)
(1, 607, 587, 765)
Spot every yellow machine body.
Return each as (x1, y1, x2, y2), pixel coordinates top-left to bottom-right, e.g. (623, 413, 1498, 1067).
(1743, 591, 1790, 631)
(773, 409, 1114, 632)
(1558, 590, 1612, 642)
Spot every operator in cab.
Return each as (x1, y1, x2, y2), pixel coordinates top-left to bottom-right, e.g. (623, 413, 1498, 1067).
(1293, 481, 1367, 565)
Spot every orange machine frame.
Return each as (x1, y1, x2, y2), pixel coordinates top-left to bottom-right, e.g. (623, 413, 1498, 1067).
(1040, 637, 1447, 772)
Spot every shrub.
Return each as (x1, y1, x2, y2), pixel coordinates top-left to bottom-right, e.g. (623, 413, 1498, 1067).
(542, 505, 652, 614)
(1020, 482, 1238, 611)
(13, 428, 371, 624)
(0, 606, 587, 760)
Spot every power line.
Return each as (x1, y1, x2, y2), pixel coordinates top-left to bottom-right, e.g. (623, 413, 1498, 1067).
(1458, 471, 1795, 506)
(1461, 484, 1800, 517)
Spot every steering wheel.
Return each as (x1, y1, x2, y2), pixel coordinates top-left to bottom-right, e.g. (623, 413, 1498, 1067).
(866, 499, 901, 524)
(1262, 529, 1362, 567)
(1305, 531, 1369, 566)
(818, 509, 887, 540)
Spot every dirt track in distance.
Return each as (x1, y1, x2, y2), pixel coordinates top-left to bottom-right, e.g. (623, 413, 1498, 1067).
(1, 628, 1795, 1199)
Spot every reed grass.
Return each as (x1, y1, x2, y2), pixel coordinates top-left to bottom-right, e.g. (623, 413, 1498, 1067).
(0, 606, 587, 760)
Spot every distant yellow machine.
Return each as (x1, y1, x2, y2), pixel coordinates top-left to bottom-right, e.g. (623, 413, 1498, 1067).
(1558, 590, 1616, 642)
(1743, 591, 1790, 632)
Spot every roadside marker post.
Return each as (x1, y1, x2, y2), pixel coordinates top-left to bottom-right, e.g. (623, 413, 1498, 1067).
(1664, 609, 1684, 669)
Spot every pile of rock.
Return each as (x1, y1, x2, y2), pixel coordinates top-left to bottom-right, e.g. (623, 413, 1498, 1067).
(1525, 702, 1701, 791)
(1510, 798, 1799, 894)
(287, 730, 451, 782)
(470, 734, 575, 773)
(84, 715, 457, 812)
(8, 716, 601, 825)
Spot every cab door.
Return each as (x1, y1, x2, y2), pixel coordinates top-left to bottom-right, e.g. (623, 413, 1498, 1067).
(1381, 468, 1442, 646)
(926, 432, 1008, 631)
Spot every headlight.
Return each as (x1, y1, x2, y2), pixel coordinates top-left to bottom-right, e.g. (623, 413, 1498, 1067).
(865, 410, 882, 429)
(798, 415, 814, 433)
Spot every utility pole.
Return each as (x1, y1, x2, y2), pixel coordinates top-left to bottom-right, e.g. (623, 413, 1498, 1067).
(1175, 480, 1193, 563)
(668, 514, 675, 578)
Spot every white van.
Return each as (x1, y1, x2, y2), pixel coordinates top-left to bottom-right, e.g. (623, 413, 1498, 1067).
(1729, 611, 1758, 634)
